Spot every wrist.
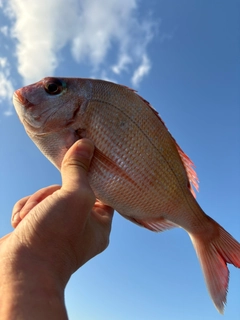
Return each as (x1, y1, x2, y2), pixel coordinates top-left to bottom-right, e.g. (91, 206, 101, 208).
(0, 255, 68, 320)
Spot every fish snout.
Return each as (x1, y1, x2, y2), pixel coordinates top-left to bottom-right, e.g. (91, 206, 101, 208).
(13, 89, 34, 109)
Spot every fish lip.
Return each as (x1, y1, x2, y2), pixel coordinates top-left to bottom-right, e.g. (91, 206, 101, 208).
(13, 90, 48, 130)
(13, 90, 35, 109)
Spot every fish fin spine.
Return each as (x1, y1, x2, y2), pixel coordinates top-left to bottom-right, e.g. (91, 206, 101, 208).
(175, 144, 199, 198)
(126, 217, 178, 232)
(132, 87, 200, 198)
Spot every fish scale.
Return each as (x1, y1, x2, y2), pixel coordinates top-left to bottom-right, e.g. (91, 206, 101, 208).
(13, 77, 240, 313)
(84, 88, 189, 218)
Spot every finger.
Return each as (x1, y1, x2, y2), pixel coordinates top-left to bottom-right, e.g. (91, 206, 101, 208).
(12, 195, 31, 228)
(12, 195, 31, 218)
(87, 203, 114, 255)
(91, 201, 114, 233)
(11, 185, 60, 228)
(93, 200, 114, 219)
(60, 139, 96, 209)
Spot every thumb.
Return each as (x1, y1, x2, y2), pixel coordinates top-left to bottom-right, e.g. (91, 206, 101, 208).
(61, 139, 95, 197)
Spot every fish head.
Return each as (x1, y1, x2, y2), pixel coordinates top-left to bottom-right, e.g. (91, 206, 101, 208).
(13, 77, 92, 168)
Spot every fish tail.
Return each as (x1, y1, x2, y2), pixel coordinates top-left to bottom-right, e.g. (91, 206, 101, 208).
(189, 218, 240, 314)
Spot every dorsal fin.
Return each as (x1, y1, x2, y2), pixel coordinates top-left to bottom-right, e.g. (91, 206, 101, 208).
(131, 88, 199, 198)
(175, 143, 199, 198)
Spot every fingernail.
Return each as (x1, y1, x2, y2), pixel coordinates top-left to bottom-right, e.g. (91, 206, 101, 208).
(75, 139, 94, 159)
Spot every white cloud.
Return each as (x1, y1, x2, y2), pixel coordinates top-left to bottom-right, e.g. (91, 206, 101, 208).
(112, 54, 132, 75)
(3, 0, 79, 85)
(0, 72, 13, 100)
(0, 57, 7, 68)
(0, 25, 8, 36)
(131, 54, 151, 87)
(0, 57, 14, 115)
(71, 0, 138, 66)
(2, 0, 156, 86)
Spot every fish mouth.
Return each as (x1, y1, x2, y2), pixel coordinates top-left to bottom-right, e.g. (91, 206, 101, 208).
(13, 89, 48, 130)
(13, 90, 34, 109)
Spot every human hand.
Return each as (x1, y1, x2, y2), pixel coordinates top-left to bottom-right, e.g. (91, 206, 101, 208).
(0, 139, 114, 320)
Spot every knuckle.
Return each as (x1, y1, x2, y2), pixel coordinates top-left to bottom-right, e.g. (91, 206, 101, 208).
(62, 157, 89, 172)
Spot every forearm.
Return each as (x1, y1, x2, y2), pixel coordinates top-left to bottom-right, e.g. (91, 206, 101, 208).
(0, 263, 68, 320)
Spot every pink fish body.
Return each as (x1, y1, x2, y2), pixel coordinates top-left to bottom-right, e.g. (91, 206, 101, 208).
(13, 77, 240, 313)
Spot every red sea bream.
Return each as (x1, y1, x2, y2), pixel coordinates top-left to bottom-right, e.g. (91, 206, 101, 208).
(13, 77, 240, 313)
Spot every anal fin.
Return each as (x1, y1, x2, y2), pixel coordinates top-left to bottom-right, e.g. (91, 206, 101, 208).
(125, 216, 178, 232)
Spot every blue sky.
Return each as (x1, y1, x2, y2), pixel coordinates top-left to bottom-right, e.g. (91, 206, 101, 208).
(0, 1, 240, 319)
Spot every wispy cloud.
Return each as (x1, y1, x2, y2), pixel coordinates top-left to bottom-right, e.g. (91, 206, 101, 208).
(0, 25, 8, 36)
(0, 57, 14, 115)
(112, 54, 132, 75)
(2, 0, 156, 87)
(131, 54, 151, 87)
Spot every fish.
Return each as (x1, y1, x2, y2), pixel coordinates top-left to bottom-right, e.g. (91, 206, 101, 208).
(13, 77, 240, 313)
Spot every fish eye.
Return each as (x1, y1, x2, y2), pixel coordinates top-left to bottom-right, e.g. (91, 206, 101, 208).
(44, 78, 66, 95)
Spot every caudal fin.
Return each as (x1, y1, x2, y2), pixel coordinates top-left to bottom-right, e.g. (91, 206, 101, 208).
(189, 220, 240, 314)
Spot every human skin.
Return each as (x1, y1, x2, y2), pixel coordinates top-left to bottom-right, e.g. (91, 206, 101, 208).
(0, 139, 114, 320)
